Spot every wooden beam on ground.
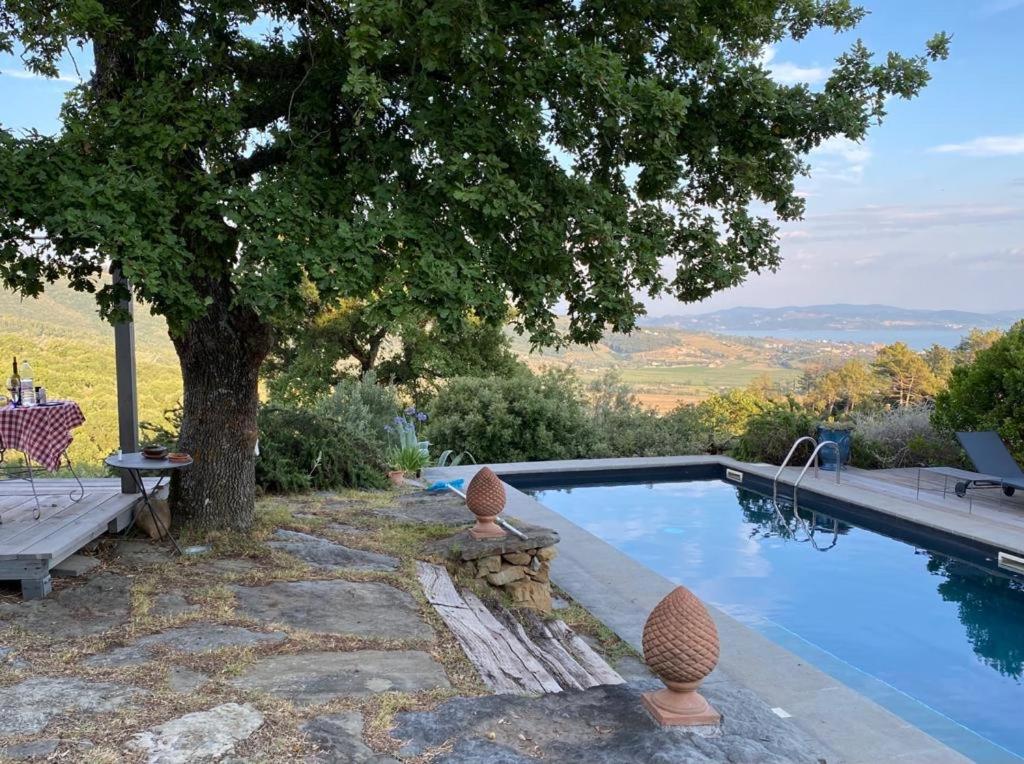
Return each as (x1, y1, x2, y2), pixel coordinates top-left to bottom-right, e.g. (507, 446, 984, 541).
(415, 561, 624, 696)
(416, 561, 557, 694)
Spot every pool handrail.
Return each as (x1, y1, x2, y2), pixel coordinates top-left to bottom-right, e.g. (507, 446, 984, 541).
(792, 440, 842, 514)
(773, 435, 819, 503)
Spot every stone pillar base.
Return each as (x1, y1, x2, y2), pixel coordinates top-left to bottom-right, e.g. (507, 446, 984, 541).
(641, 687, 720, 727)
(469, 518, 507, 539)
(429, 523, 560, 612)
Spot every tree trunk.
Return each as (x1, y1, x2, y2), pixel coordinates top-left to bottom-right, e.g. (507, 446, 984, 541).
(170, 289, 273, 531)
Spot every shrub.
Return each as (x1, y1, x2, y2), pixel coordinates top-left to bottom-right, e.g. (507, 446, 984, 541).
(851, 404, 962, 469)
(733, 401, 817, 464)
(317, 372, 401, 453)
(256, 405, 389, 492)
(424, 369, 594, 463)
(690, 389, 768, 454)
(255, 375, 399, 492)
(586, 372, 683, 457)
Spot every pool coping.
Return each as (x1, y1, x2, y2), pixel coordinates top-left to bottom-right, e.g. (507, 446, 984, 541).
(441, 455, 1024, 559)
(426, 456, 997, 764)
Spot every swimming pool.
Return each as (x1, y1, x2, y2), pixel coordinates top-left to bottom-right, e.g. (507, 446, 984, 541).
(531, 478, 1024, 763)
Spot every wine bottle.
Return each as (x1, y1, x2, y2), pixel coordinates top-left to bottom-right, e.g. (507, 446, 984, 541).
(10, 357, 20, 406)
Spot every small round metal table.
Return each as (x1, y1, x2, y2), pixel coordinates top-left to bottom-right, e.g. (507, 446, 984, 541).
(104, 453, 192, 554)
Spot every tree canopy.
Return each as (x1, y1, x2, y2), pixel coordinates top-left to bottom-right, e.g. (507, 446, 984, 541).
(1, 1, 948, 342)
(934, 321, 1024, 462)
(0, 0, 949, 528)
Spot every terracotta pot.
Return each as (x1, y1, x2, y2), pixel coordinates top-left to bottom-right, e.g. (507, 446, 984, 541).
(388, 470, 406, 487)
(465, 466, 507, 539)
(640, 586, 721, 726)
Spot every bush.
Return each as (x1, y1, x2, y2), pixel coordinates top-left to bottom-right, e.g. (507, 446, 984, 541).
(318, 372, 401, 454)
(733, 401, 817, 464)
(689, 389, 768, 454)
(256, 405, 389, 492)
(851, 404, 962, 469)
(424, 369, 594, 463)
(256, 375, 400, 492)
(586, 372, 685, 457)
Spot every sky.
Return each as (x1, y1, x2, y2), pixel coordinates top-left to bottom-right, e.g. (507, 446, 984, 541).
(1, 1, 1021, 317)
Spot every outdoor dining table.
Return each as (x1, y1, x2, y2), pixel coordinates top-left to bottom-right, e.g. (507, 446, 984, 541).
(104, 452, 190, 555)
(0, 400, 86, 519)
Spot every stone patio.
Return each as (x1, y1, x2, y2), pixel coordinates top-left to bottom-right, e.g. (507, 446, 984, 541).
(0, 488, 832, 762)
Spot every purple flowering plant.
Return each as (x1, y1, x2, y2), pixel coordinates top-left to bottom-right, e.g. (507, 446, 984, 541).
(385, 406, 430, 473)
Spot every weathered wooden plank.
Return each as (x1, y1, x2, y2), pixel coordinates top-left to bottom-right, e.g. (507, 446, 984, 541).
(547, 619, 625, 687)
(417, 560, 466, 608)
(0, 477, 160, 496)
(492, 604, 586, 691)
(521, 610, 603, 689)
(416, 561, 559, 695)
(0, 557, 49, 579)
(462, 592, 562, 694)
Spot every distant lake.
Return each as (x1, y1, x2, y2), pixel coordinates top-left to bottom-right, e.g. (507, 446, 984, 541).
(715, 328, 973, 349)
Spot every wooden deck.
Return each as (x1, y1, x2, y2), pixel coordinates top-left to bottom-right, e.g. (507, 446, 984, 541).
(773, 462, 1024, 554)
(0, 477, 154, 599)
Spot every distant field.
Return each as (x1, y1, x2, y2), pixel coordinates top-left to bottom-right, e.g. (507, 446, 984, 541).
(615, 364, 801, 388)
(589, 364, 802, 412)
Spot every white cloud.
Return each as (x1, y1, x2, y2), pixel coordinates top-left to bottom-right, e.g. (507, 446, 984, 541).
(759, 47, 827, 86)
(931, 134, 1024, 157)
(1, 68, 80, 84)
(807, 136, 871, 182)
(784, 201, 1024, 241)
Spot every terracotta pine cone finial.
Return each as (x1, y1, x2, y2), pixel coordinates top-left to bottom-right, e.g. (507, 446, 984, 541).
(465, 466, 507, 539)
(641, 586, 721, 726)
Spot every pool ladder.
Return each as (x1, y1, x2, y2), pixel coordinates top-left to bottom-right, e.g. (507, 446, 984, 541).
(770, 436, 842, 551)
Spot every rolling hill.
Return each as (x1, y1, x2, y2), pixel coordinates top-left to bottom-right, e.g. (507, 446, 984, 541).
(645, 304, 1020, 333)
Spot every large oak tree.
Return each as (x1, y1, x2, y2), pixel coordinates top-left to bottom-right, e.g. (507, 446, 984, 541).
(0, 1, 946, 529)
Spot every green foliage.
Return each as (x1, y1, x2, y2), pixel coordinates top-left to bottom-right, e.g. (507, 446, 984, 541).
(256, 375, 400, 491)
(425, 369, 593, 463)
(955, 328, 1004, 365)
(586, 372, 688, 457)
(255, 405, 388, 493)
(388, 445, 430, 473)
(690, 389, 768, 454)
(803, 359, 879, 416)
(733, 401, 818, 464)
(264, 298, 523, 404)
(852, 404, 961, 469)
(435, 449, 475, 468)
(873, 342, 940, 407)
(0, 2, 947, 344)
(934, 322, 1024, 462)
(318, 372, 401, 454)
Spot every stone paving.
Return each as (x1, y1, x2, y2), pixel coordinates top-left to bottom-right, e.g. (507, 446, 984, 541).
(231, 650, 450, 705)
(232, 579, 434, 640)
(0, 489, 831, 762)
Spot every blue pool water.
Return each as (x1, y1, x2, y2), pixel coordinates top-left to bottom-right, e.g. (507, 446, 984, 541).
(533, 479, 1024, 762)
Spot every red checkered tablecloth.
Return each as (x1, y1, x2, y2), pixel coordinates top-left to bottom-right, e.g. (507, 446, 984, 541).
(0, 401, 86, 471)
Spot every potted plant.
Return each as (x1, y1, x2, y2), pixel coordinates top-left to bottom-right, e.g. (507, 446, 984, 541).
(385, 407, 431, 484)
